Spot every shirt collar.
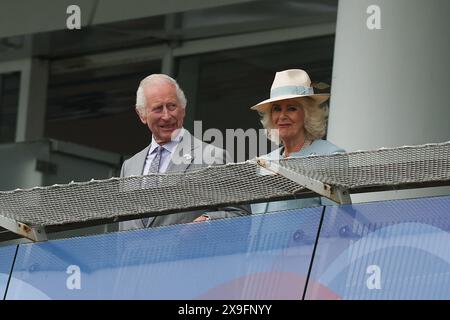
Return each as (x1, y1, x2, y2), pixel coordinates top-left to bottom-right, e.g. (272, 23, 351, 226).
(149, 127, 185, 155)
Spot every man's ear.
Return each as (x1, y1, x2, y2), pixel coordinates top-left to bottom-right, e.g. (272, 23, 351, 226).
(135, 107, 147, 124)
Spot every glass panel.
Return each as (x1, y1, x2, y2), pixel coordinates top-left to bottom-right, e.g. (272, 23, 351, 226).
(306, 195, 450, 300)
(6, 206, 322, 299)
(47, 16, 165, 58)
(45, 60, 161, 155)
(45, 0, 337, 58)
(0, 245, 16, 299)
(0, 72, 20, 143)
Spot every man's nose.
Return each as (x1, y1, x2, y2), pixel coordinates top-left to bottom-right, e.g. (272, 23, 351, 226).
(161, 106, 170, 119)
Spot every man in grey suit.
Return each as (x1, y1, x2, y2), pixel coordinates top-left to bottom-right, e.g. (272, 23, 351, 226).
(119, 74, 249, 231)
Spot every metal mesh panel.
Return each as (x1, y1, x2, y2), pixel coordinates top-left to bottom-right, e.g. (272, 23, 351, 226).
(1, 141, 449, 227)
(0, 162, 300, 226)
(279, 141, 450, 188)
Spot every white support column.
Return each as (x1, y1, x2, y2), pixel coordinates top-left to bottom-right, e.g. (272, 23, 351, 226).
(327, 0, 450, 202)
(15, 58, 49, 142)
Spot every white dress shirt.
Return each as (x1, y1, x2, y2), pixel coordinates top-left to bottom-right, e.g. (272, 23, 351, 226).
(143, 128, 184, 174)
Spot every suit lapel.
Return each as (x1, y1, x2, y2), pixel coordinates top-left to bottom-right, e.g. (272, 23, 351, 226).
(166, 130, 198, 173)
(127, 145, 154, 228)
(131, 146, 150, 176)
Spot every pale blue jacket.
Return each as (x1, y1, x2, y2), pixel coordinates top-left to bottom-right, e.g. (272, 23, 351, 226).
(251, 139, 345, 214)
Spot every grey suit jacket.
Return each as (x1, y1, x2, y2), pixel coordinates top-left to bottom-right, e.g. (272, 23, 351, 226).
(119, 129, 250, 231)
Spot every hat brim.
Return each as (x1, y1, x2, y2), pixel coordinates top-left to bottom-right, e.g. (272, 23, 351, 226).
(250, 93, 330, 112)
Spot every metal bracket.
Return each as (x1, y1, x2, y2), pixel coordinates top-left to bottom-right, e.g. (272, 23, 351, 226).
(0, 215, 47, 242)
(256, 158, 352, 205)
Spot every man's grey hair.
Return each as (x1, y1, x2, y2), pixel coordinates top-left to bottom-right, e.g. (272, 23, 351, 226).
(259, 97, 328, 144)
(136, 74, 187, 115)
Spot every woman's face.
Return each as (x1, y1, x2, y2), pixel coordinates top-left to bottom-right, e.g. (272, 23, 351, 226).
(271, 99, 305, 143)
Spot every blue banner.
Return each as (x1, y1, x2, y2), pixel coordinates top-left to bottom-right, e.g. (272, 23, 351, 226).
(306, 196, 450, 299)
(6, 207, 322, 299)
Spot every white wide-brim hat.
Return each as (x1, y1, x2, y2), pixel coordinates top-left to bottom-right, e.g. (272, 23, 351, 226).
(250, 69, 330, 112)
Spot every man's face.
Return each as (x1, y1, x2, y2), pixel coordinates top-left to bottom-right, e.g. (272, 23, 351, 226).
(137, 82, 185, 145)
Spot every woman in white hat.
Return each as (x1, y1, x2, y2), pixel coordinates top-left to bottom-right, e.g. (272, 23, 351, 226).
(251, 69, 345, 213)
(251, 69, 344, 159)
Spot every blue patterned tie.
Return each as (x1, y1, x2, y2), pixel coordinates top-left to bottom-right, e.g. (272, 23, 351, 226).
(148, 146, 163, 174)
(142, 146, 163, 227)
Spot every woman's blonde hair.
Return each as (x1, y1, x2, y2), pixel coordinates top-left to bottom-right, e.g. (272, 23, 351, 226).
(259, 97, 328, 145)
